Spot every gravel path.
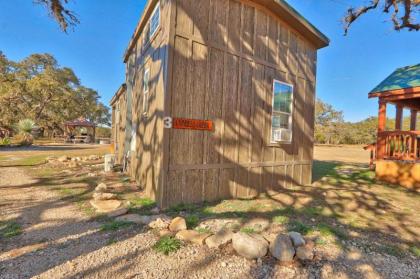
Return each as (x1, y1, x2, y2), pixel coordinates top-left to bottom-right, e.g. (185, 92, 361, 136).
(0, 167, 419, 279)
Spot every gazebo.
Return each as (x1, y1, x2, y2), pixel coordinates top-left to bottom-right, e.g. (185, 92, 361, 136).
(368, 63, 420, 189)
(64, 117, 96, 143)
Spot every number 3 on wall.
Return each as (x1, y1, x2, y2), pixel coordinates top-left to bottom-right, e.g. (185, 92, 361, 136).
(163, 117, 173, 128)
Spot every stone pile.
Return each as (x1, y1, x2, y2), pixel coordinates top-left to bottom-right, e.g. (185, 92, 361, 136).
(89, 183, 128, 217)
(110, 211, 316, 263)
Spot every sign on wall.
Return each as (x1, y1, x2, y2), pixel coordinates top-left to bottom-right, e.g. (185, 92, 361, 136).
(164, 117, 213, 131)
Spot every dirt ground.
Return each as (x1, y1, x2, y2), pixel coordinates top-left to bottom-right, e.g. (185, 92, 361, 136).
(0, 144, 419, 279)
(314, 145, 370, 164)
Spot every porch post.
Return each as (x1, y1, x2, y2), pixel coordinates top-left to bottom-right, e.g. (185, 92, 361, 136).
(410, 110, 417, 131)
(377, 99, 387, 159)
(395, 104, 403, 130)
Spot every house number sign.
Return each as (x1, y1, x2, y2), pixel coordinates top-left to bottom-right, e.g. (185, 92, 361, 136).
(164, 117, 213, 131)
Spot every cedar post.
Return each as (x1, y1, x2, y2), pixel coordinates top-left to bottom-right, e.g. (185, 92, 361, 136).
(395, 104, 403, 130)
(377, 99, 387, 159)
(410, 110, 417, 131)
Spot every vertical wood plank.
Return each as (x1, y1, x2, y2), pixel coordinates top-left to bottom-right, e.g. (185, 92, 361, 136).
(170, 36, 190, 165)
(241, 4, 255, 56)
(189, 42, 208, 164)
(185, 170, 203, 203)
(251, 63, 265, 162)
(205, 48, 224, 164)
(255, 8, 267, 61)
(210, 0, 228, 47)
(227, 0, 241, 53)
(219, 168, 235, 199)
(238, 59, 253, 163)
(222, 54, 239, 163)
(203, 169, 219, 201)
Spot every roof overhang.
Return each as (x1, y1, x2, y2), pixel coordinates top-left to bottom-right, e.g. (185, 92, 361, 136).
(123, 0, 329, 63)
(110, 83, 127, 106)
(368, 86, 420, 100)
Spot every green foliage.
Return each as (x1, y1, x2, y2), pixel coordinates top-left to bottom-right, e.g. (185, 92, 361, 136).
(0, 221, 22, 238)
(0, 52, 110, 135)
(0, 137, 11, 146)
(409, 246, 420, 257)
(315, 98, 420, 145)
(100, 220, 133, 232)
(287, 221, 311, 235)
(185, 215, 199, 229)
(96, 126, 111, 138)
(316, 223, 348, 239)
(272, 215, 289, 224)
(17, 119, 35, 134)
(240, 227, 256, 234)
(153, 236, 182, 255)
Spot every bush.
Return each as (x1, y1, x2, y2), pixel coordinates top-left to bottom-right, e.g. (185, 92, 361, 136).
(153, 236, 182, 255)
(0, 137, 11, 146)
(16, 119, 35, 146)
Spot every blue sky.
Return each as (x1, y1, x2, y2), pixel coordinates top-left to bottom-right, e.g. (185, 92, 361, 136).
(0, 0, 418, 122)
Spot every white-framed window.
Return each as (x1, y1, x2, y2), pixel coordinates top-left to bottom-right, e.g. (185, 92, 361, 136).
(271, 80, 293, 143)
(142, 68, 150, 114)
(149, 2, 160, 38)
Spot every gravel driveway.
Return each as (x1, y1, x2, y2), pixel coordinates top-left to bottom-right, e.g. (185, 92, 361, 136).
(0, 166, 419, 279)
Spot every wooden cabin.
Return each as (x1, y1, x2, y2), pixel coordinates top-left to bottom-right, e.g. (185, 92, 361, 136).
(110, 84, 128, 164)
(368, 64, 420, 190)
(111, 0, 329, 207)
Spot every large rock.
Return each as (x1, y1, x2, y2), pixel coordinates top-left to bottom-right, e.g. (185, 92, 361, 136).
(269, 234, 295, 262)
(296, 244, 314, 260)
(232, 232, 268, 259)
(205, 229, 234, 248)
(288, 231, 306, 248)
(95, 183, 108, 192)
(90, 199, 122, 212)
(148, 215, 171, 229)
(175, 230, 211, 245)
(93, 192, 116, 201)
(169, 217, 187, 232)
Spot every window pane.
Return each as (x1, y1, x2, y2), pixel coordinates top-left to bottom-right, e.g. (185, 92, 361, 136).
(150, 4, 160, 37)
(272, 115, 289, 129)
(273, 81, 292, 113)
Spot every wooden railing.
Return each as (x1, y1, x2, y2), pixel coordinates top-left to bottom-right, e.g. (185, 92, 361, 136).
(377, 131, 420, 161)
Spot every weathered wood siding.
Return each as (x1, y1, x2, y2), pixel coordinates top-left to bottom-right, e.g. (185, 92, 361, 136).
(112, 91, 127, 165)
(164, 0, 317, 206)
(127, 0, 170, 201)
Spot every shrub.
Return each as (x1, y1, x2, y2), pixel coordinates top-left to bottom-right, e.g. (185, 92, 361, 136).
(153, 236, 182, 255)
(17, 119, 35, 134)
(16, 119, 35, 146)
(0, 137, 11, 146)
(185, 215, 199, 229)
(0, 221, 22, 238)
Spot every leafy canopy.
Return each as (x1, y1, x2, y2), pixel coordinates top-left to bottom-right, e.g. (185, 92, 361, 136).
(0, 52, 110, 133)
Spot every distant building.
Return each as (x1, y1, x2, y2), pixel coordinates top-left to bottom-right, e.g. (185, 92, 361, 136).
(111, 0, 329, 207)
